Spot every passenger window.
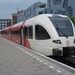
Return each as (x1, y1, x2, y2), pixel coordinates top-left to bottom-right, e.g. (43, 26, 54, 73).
(11, 30, 20, 37)
(35, 25, 50, 40)
(29, 26, 33, 39)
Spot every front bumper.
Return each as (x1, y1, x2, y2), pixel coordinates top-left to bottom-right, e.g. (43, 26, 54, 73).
(52, 47, 75, 57)
(63, 47, 75, 57)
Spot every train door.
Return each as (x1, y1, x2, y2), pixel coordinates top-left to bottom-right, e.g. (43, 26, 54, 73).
(35, 25, 52, 55)
(20, 26, 24, 45)
(23, 26, 30, 48)
(23, 27, 26, 46)
(23, 26, 35, 49)
(28, 25, 35, 49)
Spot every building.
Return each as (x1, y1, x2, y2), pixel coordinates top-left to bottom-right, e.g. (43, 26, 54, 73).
(47, 0, 75, 16)
(0, 19, 11, 29)
(17, 0, 75, 23)
(17, 10, 23, 14)
(12, 13, 17, 25)
(17, 2, 46, 23)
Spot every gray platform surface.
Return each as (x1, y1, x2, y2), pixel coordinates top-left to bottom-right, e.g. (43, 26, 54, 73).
(0, 36, 74, 75)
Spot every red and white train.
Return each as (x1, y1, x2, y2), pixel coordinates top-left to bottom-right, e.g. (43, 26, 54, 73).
(1, 14, 75, 57)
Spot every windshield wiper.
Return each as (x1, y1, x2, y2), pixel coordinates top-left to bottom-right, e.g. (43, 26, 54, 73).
(55, 22, 68, 38)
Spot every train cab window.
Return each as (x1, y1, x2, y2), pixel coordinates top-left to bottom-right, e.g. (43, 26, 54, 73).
(49, 17, 73, 36)
(29, 26, 33, 39)
(35, 25, 50, 40)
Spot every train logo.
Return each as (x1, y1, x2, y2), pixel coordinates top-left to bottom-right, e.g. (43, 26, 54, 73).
(66, 40, 70, 46)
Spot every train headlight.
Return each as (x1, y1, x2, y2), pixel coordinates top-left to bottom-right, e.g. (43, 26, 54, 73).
(53, 40, 61, 44)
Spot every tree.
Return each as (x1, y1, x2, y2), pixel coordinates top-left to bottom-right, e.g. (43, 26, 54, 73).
(68, 15, 75, 26)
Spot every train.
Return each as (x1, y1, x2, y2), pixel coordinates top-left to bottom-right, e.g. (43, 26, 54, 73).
(1, 14, 75, 57)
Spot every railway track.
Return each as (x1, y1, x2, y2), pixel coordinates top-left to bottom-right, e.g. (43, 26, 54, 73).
(49, 56, 75, 68)
(4, 38, 75, 75)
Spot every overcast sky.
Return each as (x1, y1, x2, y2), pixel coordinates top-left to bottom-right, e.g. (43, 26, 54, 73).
(0, 0, 46, 19)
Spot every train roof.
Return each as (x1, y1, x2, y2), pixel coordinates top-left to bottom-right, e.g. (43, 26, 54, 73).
(37, 14, 67, 17)
(25, 14, 67, 25)
(8, 14, 68, 28)
(1, 26, 12, 31)
(26, 14, 67, 21)
(11, 21, 25, 28)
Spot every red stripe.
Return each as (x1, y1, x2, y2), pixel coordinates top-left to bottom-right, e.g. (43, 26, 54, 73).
(24, 38, 31, 49)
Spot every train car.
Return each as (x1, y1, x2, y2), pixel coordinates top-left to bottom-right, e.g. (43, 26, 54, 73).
(1, 26, 11, 39)
(11, 21, 25, 44)
(23, 14, 75, 57)
(1, 28, 7, 38)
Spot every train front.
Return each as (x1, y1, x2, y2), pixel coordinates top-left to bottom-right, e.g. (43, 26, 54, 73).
(49, 15, 75, 57)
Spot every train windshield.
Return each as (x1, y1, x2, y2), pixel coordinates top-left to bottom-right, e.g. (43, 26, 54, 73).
(48, 17, 73, 37)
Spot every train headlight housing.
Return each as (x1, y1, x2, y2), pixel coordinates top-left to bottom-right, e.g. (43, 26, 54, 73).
(53, 40, 61, 44)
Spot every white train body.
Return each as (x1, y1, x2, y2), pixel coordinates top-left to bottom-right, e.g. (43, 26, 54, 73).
(24, 14, 75, 56)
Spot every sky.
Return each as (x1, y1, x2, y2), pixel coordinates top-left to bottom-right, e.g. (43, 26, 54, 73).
(0, 0, 46, 19)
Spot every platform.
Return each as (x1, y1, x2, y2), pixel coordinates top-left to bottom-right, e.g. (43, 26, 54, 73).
(0, 36, 75, 75)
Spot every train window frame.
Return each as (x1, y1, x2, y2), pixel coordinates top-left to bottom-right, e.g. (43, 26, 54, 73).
(29, 26, 33, 39)
(35, 25, 51, 40)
